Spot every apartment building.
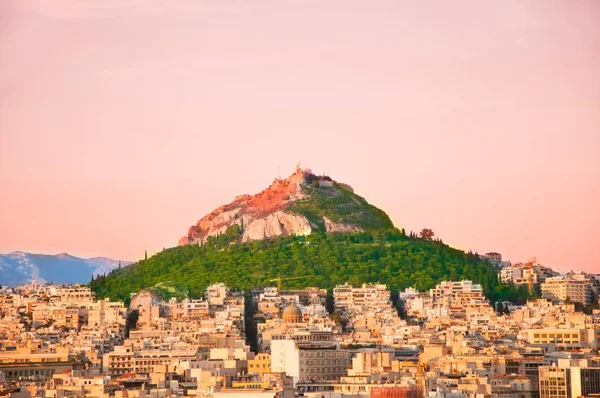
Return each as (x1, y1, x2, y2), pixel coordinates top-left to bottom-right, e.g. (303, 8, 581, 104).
(270, 329, 352, 385)
(102, 345, 198, 377)
(248, 353, 271, 376)
(539, 366, 600, 398)
(542, 273, 593, 305)
(51, 285, 95, 303)
(428, 280, 491, 318)
(333, 283, 391, 313)
(206, 283, 229, 306)
(480, 252, 512, 268)
(399, 287, 420, 302)
(500, 262, 558, 286)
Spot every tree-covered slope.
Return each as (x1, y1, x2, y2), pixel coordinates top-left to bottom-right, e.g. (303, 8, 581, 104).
(90, 229, 528, 304)
(287, 181, 394, 231)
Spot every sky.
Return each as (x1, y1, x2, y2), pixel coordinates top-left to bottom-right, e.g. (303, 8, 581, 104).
(0, 0, 598, 273)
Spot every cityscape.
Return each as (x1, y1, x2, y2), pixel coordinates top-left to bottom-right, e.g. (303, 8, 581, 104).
(1, 1, 598, 397)
(0, 255, 599, 397)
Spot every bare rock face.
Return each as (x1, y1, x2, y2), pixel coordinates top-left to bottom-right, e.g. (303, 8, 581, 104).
(323, 217, 362, 233)
(242, 211, 312, 241)
(179, 168, 315, 246)
(129, 290, 162, 311)
(178, 167, 393, 246)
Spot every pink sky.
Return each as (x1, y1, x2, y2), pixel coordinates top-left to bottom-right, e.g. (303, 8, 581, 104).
(0, 0, 598, 273)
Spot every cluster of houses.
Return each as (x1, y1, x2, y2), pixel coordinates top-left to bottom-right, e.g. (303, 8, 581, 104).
(0, 261, 599, 398)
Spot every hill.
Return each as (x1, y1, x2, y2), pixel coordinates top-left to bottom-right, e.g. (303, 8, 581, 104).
(178, 167, 394, 246)
(89, 230, 529, 304)
(0, 252, 131, 286)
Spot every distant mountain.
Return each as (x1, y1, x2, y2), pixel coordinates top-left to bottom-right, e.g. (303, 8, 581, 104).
(0, 252, 131, 286)
(179, 167, 394, 246)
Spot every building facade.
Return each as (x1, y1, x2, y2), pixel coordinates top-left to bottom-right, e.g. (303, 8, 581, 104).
(541, 274, 593, 305)
(539, 366, 600, 398)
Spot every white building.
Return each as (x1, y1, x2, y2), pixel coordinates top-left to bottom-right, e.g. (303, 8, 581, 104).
(500, 261, 558, 286)
(206, 283, 230, 306)
(270, 330, 352, 386)
(399, 287, 420, 301)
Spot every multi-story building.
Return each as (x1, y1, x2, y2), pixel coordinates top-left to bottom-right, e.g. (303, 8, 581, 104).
(499, 260, 558, 286)
(184, 299, 210, 318)
(539, 366, 600, 398)
(248, 353, 271, 376)
(51, 285, 95, 303)
(428, 280, 491, 319)
(399, 287, 420, 302)
(542, 273, 593, 305)
(522, 328, 594, 351)
(333, 283, 390, 313)
(102, 345, 198, 377)
(481, 252, 510, 267)
(271, 329, 352, 385)
(0, 345, 74, 381)
(206, 283, 229, 306)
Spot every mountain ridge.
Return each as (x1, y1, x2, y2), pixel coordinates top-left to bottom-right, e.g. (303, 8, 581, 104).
(0, 252, 132, 286)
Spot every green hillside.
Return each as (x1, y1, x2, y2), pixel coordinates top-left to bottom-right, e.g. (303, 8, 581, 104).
(89, 229, 529, 305)
(286, 181, 395, 231)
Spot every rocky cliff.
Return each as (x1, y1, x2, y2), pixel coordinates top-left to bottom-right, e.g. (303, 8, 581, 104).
(178, 168, 394, 246)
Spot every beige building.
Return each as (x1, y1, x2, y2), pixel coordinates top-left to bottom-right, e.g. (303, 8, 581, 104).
(333, 283, 391, 313)
(522, 328, 599, 351)
(52, 285, 95, 303)
(542, 273, 593, 305)
(427, 280, 491, 319)
(0, 346, 73, 382)
(102, 345, 197, 377)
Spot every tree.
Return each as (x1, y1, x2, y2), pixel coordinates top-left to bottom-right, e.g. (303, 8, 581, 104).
(89, 229, 530, 305)
(419, 228, 435, 240)
(125, 310, 139, 338)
